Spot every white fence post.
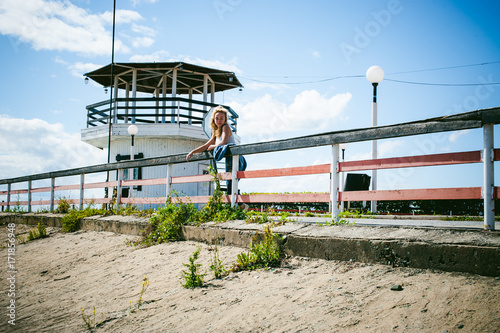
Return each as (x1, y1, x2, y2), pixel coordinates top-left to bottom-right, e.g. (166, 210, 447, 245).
(27, 180, 32, 213)
(50, 178, 55, 212)
(166, 164, 172, 198)
(79, 174, 85, 210)
(231, 155, 239, 208)
(116, 169, 123, 212)
(483, 124, 495, 230)
(6, 183, 11, 211)
(331, 144, 340, 220)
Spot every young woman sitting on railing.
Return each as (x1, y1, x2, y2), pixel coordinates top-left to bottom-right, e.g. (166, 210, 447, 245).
(186, 105, 246, 193)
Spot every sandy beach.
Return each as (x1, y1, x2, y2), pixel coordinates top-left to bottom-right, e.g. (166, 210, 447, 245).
(1, 224, 499, 333)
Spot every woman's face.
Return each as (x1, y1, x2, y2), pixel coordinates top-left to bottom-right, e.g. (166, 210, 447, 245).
(214, 112, 226, 128)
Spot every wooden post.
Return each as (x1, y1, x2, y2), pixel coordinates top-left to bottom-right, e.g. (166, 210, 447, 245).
(27, 180, 32, 213)
(331, 144, 340, 220)
(166, 164, 172, 198)
(116, 169, 123, 212)
(483, 124, 495, 230)
(79, 174, 85, 210)
(231, 155, 239, 207)
(6, 183, 11, 211)
(50, 177, 55, 212)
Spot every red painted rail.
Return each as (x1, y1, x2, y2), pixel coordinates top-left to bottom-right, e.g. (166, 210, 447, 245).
(0, 150, 496, 208)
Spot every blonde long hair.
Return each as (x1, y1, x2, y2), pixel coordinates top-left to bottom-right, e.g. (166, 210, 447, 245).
(210, 105, 229, 138)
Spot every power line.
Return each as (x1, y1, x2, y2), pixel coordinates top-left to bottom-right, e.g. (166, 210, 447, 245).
(240, 60, 500, 86)
(384, 78, 500, 87)
(387, 60, 500, 75)
(240, 75, 363, 85)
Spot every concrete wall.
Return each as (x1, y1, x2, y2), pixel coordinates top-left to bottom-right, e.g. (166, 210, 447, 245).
(2, 213, 498, 277)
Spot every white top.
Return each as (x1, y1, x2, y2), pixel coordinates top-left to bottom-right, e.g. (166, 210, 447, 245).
(216, 130, 236, 145)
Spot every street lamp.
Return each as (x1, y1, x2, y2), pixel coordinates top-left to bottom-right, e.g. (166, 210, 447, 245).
(127, 124, 138, 198)
(366, 65, 384, 213)
(339, 143, 348, 212)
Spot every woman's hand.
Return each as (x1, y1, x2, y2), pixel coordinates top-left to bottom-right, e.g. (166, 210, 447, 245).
(207, 144, 216, 151)
(186, 151, 194, 161)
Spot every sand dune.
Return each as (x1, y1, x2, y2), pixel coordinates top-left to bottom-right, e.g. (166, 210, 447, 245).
(1, 225, 499, 332)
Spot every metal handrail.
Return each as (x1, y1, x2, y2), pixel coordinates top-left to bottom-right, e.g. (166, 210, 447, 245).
(1, 107, 499, 230)
(85, 97, 238, 129)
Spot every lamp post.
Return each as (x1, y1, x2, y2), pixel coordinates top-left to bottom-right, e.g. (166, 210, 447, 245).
(127, 125, 138, 198)
(366, 65, 384, 213)
(339, 143, 348, 212)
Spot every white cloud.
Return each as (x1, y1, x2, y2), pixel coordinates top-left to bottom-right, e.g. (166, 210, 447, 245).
(0, 115, 106, 179)
(233, 90, 351, 141)
(132, 36, 154, 48)
(131, 0, 159, 7)
(68, 61, 103, 78)
(184, 56, 241, 74)
(312, 50, 321, 58)
(129, 52, 242, 74)
(129, 50, 170, 62)
(378, 139, 404, 157)
(244, 82, 289, 91)
(448, 129, 470, 142)
(131, 23, 156, 36)
(0, 0, 149, 56)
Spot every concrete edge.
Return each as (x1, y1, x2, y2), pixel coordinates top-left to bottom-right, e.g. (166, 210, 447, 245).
(1, 213, 499, 277)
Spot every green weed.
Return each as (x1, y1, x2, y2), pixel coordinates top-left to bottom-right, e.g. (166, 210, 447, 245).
(232, 225, 282, 272)
(56, 197, 71, 214)
(27, 222, 48, 241)
(208, 241, 227, 279)
(61, 207, 107, 232)
(129, 275, 150, 313)
(81, 306, 104, 331)
(316, 219, 354, 226)
(181, 247, 205, 288)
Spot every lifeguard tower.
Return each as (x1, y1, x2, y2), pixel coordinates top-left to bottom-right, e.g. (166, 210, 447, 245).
(81, 62, 242, 205)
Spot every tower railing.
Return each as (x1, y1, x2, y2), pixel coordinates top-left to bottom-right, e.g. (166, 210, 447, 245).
(86, 97, 238, 132)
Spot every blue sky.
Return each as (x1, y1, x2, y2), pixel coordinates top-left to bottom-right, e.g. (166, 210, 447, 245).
(0, 0, 499, 195)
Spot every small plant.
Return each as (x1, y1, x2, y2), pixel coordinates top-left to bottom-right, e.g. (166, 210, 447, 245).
(16, 234, 26, 244)
(121, 205, 155, 218)
(232, 225, 282, 272)
(137, 275, 150, 307)
(27, 222, 48, 241)
(38, 221, 47, 237)
(81, 306, 104, 331)
(442, 215, 483, 221)
(316, 218, 353, 226)
(8, 195, 24, 213)
(199, 166, 247, 223)
(61, 207, 106, 232)
(208, 241, 227, 279)
(144, 191, 200, 245)
(245, 211, 271, 224)
(338, 210, 363, 219)
(56, 197, 71, 214)
(134, 185, 247, 248)
(129, 275, 150, 313)
(181, 247, 205, 288)
(304, 212, 315, 217)
(202, 166, 224, 220)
